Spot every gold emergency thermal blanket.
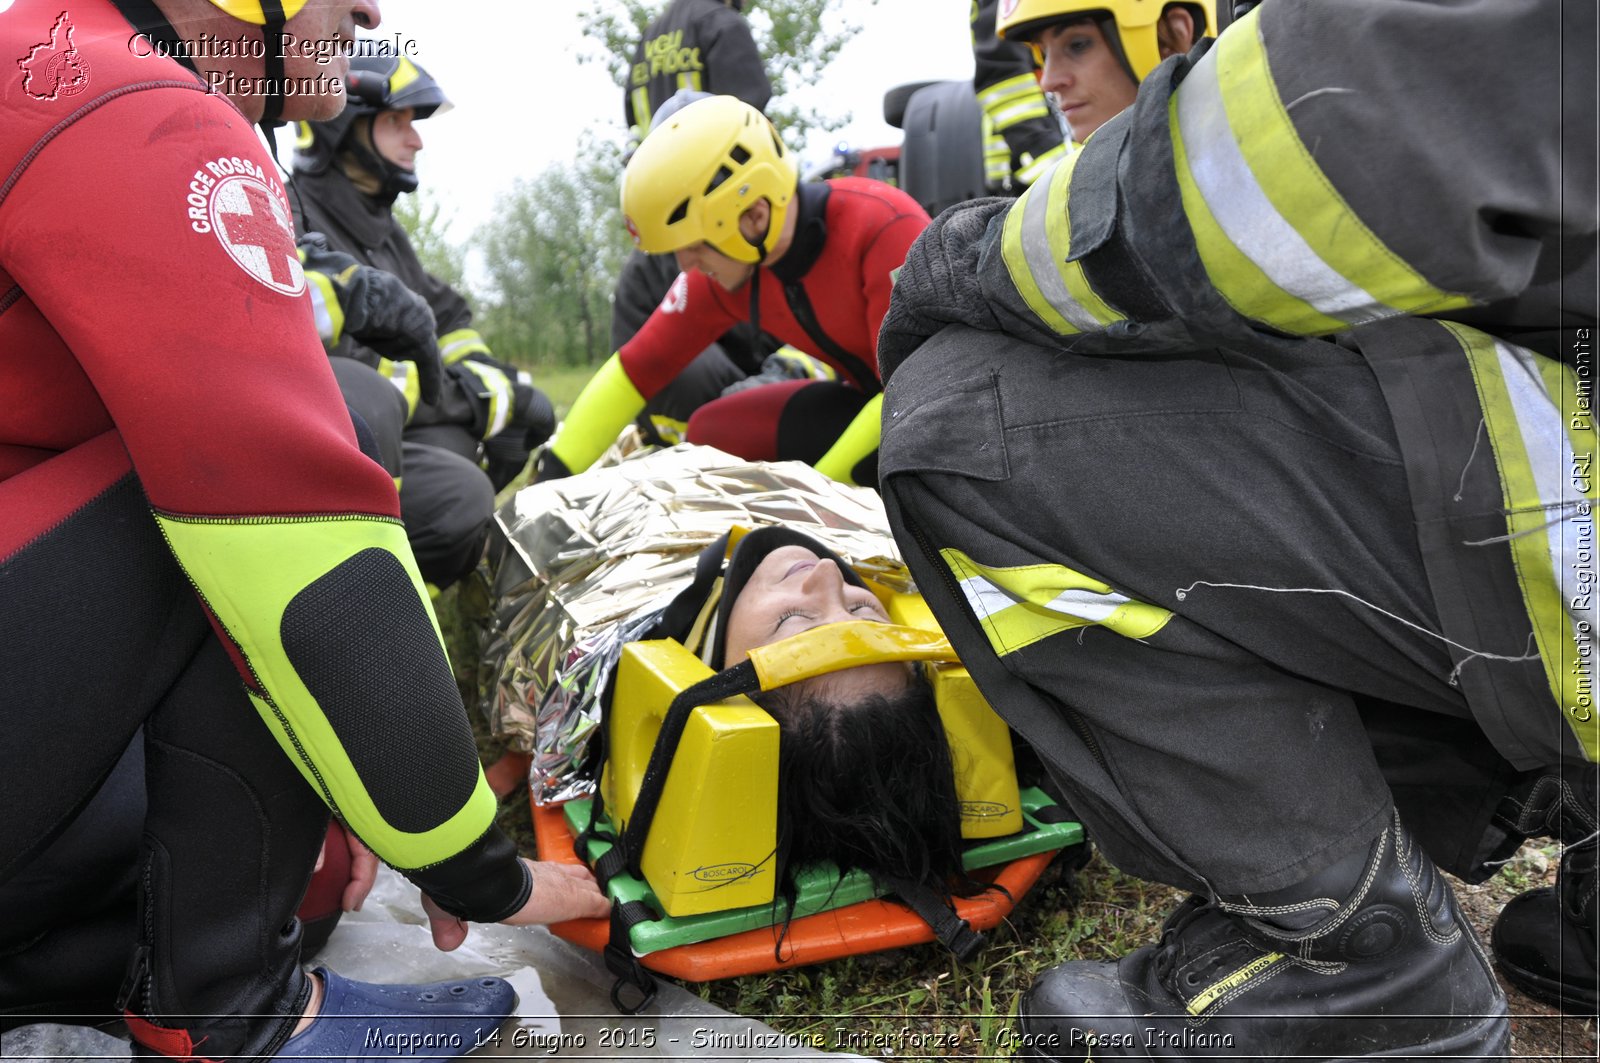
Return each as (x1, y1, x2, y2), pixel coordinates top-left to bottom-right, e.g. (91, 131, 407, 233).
(483, 441, 908, 805)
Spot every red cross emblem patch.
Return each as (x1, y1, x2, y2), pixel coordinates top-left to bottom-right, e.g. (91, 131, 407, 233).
(200, 161, 304, 296)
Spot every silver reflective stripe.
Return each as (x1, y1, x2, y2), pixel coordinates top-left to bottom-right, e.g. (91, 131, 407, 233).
(386, 361, 412, 395)
(991, 98, 1046, 129)
(308, 284, 336, 344)
(1176, 47, 1387, 327)
(462, 361, 514, 438)
(1044, 587, 1130, 624)
(1495, 341, 1598, 636)
(957, 576, 1017, 621)
(1018, 159, 1100, 332)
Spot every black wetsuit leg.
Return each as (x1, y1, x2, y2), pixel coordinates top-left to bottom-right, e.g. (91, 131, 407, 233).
(0, 475, 327, 1058)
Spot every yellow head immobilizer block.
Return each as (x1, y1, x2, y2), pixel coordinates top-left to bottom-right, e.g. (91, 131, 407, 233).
(604, 593, 1022, 918)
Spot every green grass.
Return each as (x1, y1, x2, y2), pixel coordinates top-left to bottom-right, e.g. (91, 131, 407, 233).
(524, 363, 600, 418)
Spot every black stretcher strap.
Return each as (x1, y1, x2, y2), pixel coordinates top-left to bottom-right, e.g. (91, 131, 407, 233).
(885, 876, 987, 964)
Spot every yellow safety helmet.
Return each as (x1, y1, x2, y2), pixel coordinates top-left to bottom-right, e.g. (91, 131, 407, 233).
(203, 0, 310, 25)
(621, 95, 799, 265)
(996, 0, 1216, 82)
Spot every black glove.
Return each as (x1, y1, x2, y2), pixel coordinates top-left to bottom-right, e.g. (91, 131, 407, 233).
(875, 198, 1010, 385)
(533, 449, 573, 485)
(299, 234, 443, 407)
(482, 383, 556, 492)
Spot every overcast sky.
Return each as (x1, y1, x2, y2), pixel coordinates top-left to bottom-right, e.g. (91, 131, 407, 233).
(300, 0, 978, 247)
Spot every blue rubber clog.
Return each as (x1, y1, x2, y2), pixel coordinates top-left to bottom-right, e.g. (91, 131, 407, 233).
(277, 967, 516, 1061)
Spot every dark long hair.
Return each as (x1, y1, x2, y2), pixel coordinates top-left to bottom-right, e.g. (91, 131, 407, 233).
(756, 676, 984, 914)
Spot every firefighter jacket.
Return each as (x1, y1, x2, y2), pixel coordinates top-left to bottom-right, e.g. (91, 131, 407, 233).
(971, 0, 1069, 190)
(292, 164, 520, 438)
(878, 0, 1599, 770)
(624, 0, 772, 140)
(0, 0, 528, 919)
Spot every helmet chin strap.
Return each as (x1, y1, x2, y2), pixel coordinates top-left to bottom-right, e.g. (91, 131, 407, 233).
(744, 214, 770, 337)
(256, 1, 290, 152)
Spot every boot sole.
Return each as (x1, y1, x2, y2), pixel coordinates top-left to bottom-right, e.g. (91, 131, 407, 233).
(1495, 956, 1600, 1016)
(1325, 1002, 1510, 1062)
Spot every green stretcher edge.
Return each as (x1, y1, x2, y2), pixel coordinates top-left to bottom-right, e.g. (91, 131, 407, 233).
(564, 787, 1084, 955)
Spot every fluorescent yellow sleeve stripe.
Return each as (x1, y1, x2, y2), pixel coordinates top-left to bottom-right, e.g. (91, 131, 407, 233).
(813, 393, 882, 486)
(1171, 7, 1471, 335)
(647, 414, 689, 446)
(1014, 141, 1071, 188)
(940, 547, 1172, 658)
(375, 357, 422, 418)
(631, 87, 653, 133)
(978, 73, 1043, 110)
(1001, 152, 1124, 336)
(547, 352, 646, 475)
(305, 269, 344, 346)
(155, 514, 498, 869)
(438, 327, 491, 366)
(459, 359, 514, 438)
(985, 126, 1011, 184)
(1451, 323, 1599, 760)
(980, 74, 1053, 131)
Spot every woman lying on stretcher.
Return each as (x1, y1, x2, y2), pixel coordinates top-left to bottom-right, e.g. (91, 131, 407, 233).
(484, 446, 994, 920)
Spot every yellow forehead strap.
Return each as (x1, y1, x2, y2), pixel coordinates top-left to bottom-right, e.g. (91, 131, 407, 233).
(745, 621, 959, 691)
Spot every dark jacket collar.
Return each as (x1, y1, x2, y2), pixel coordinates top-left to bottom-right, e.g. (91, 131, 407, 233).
(768, 181, 830, 284)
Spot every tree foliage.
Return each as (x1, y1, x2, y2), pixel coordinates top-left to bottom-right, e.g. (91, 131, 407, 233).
(475, 136, 633, 367)
(577, 0, 876, 143)
(394, 188, 469, 294)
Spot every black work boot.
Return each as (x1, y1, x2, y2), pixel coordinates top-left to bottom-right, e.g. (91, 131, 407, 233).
(1487, 762, 1597, 1015)
(1017, 813, 1508, 1060)
(1491, 834, 1598, 1014)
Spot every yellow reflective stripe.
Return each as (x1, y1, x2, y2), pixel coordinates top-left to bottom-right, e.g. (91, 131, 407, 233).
(375, 356, 422, 418)
(1015, 141, 1070, 187)
(631, 87, 653, 132)
(1187, 952, 1289, 1016)
(1451, 323, 1599, 760)
(389, 56, 421, 95)
(986, 139, 1011, 183)
(771, 346, 837, 381)
(940, 548, 1172, 658)
(459, 360, 514, 438)
(1172, 9, 1471, 335)
(983, 111, 1008, 180)
(547, 353, 646, 475)
(980, 76, 1053, 131)
(1001, 153, 1124, 335)
(813, 393, 882, 486)
(977, 73, 1042, 108)
(991, 98, 1051, 130)
(648, 414, 688, 446)
(157, 513, 497, 870)
(438, 327, 490, 365)
(304, 269, 343, 346)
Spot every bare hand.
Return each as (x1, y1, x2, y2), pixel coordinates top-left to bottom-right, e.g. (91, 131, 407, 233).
(501, 859, 609, 925)
(420, 859, 608, 953)
(341, 827, 380, 912)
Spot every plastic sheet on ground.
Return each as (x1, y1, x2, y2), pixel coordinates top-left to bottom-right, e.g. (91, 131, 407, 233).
(3, 867, 872, 1062)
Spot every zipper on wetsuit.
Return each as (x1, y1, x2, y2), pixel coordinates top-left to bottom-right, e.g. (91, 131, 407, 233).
(115, 854, 159, 1015)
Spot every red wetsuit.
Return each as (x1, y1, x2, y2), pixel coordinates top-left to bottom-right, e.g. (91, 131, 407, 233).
(546, 178, 929, 481)
(2, 2, 529, 1049)
(1, 0, 523, 928)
